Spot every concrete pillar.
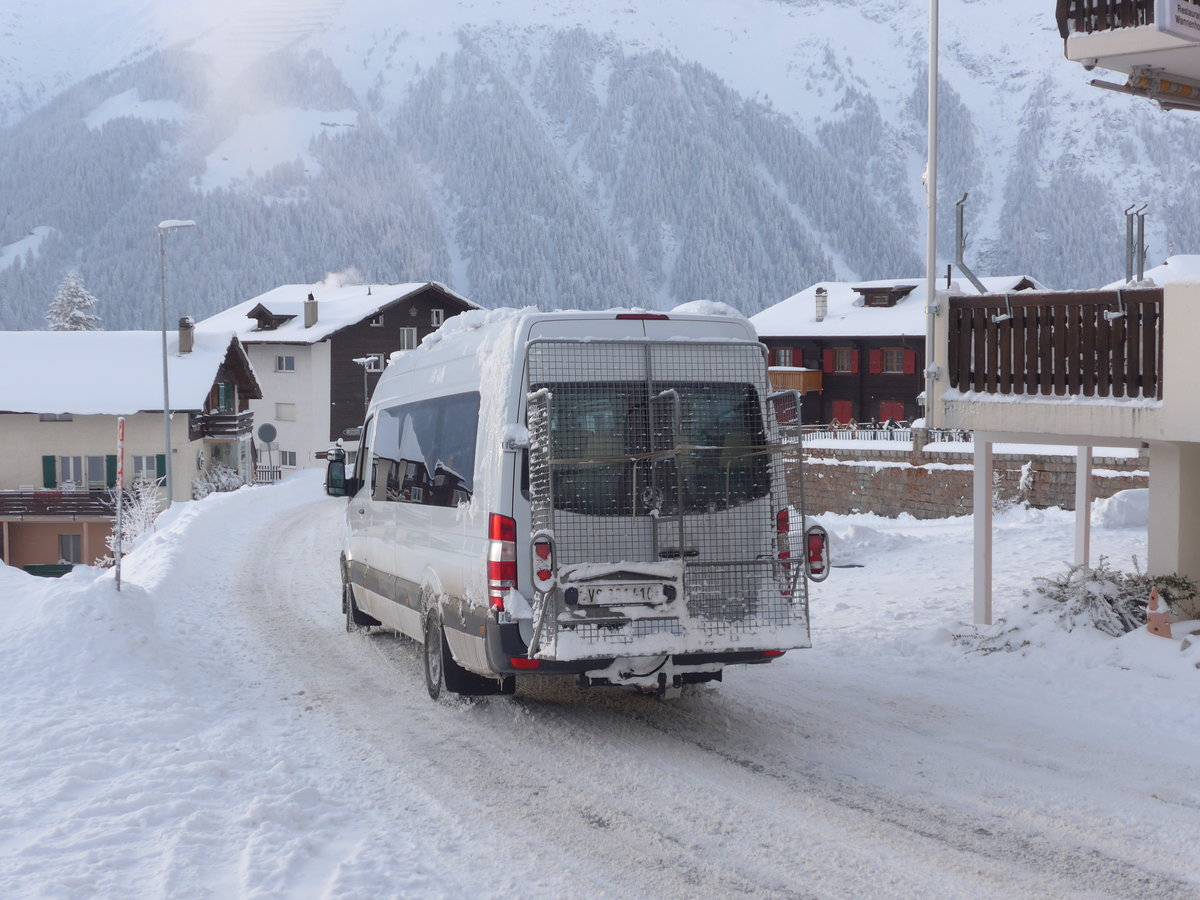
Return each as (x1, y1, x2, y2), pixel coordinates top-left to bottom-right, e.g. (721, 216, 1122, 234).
(1075, 446, 1091, 567)
(973, 435, 993, 625)
(1148, 441, 1200, 581)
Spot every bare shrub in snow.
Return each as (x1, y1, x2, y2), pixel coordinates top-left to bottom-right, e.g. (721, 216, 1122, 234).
(1029, 558, 1149, 636)
(954, 559, 1198, 654)
(95, 480, 163, 566)
(192, 463, 246, 499)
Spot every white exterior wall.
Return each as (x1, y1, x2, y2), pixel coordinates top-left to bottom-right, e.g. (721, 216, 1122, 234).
(0, 412, 197, 504)
(245, 341, 332, 471)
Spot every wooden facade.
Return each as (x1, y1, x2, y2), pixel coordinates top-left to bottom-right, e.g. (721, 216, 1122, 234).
(327, 285, 475, 441)
(761, 336, 924, 425)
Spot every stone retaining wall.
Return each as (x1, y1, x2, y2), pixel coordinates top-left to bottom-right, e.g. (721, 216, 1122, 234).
(792, 440, 1148, 519)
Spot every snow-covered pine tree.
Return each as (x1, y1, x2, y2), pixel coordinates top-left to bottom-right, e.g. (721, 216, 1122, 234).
(46, 271, 102, 331)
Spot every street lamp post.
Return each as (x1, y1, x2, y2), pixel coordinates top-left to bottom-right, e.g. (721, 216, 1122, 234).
(157, 219, 196, 509)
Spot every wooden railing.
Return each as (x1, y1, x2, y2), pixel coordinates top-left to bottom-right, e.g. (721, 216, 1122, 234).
(1056, 0, 1154, 38)
(189, 410, 254, 440)
(947, 288, 1163, 400)
(767, 368, 822, 395)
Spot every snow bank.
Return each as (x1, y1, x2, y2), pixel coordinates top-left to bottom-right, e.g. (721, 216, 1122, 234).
(1092, 488, 1148, 528)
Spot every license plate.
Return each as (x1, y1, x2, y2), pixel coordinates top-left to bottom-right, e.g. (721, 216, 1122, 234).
(575, 582, 665, 607)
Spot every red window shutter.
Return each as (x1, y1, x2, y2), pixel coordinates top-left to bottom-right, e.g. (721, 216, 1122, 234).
(904, 349, 917, 375)
(832, 400, 853, 423)
(822, 349, 834, 373)
(868, 350, 882, 374)
(849, 350, 860, 374)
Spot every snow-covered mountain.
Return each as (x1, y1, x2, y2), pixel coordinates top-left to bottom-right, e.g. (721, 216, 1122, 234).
(0, 0, 1195, 329)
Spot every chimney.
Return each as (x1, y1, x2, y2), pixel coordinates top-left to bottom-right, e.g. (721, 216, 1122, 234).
(814, 286, 828, 323)
(304, 292, 318, 328)
(178, 316, 195, 354)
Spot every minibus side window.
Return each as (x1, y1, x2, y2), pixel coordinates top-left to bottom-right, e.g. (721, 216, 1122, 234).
(374, 392, 480, 507)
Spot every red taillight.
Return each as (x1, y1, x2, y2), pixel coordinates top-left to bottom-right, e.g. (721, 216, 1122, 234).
(776, 508, 792, 594)
(762, 650, 785, 658)
(806, 526, 829, 581)
(615, 313, 669, 320)
(488, 513, 517, 611)
(509, 656, 541, 670)
(531, 531, 556, 589)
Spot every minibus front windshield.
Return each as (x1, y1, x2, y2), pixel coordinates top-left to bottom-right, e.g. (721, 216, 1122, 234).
(542, 381, 769, 517)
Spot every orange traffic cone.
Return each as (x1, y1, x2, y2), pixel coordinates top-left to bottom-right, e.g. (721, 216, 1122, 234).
(1147, 587, 1173, 639)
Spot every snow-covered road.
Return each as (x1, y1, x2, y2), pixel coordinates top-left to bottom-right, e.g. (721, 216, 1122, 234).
(2, 472, 1197, 898)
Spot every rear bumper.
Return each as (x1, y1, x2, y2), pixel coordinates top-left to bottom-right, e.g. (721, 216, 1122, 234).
(484, 621, 786, 676)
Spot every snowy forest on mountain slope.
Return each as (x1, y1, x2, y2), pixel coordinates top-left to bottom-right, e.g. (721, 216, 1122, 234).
(0, 3, 1198, 329)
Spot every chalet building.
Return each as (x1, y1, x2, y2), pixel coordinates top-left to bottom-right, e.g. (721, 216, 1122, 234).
(197, 281, 478, 474)
(0, 326, 260, 575)
(751, 276, 1043, 425)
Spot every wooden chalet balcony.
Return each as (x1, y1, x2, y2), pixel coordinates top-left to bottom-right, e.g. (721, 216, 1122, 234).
(1056, 0, 1200, 94)
(0, 489, 126, 519)
(1056, 0, 1153, 37)
(189, 409, 254, 440)
(767, 367, 822, 395)
(947, 288, 1163, 400)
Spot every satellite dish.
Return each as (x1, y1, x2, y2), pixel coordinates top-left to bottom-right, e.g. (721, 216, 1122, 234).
(257, 423, 277, 443)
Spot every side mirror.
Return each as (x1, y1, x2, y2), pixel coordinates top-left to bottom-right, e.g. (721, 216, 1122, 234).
(325, 458, 347, 496)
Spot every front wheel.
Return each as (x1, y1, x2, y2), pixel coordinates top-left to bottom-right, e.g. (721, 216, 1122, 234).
(343, 580, 379, 633)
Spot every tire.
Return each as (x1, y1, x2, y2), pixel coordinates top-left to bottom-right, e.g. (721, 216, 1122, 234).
(423, 611, 448, 699)
(423, 609, 510, 700)
(343, 580, 379, 633)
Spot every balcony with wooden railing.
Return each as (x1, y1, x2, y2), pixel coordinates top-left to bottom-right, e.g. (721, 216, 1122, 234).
(189, 409, 254, 440)
(767, 367, 822, 395)
(947, 288, 1163, 400)
(1055, 0, 1200, 95)
(1056, 0, 1153, 38)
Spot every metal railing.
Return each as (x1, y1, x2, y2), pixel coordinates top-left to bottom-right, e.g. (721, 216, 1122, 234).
(947, 288, 1163, 400)
(0, 489, 131, 518)
(800, 424, 971, 444)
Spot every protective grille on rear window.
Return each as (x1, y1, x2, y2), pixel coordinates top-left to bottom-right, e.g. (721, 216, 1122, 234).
(525, 338, 809, 653)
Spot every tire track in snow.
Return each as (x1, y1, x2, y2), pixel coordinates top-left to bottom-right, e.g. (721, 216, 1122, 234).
(232, 491, 1195, 899)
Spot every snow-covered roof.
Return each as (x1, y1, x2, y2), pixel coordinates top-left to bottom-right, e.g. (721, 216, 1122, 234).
(196, 281, 477, 345)
(1101, 255, 1200, 289)
(0, 330, 243, 415)
(751, 276, 1047, 339)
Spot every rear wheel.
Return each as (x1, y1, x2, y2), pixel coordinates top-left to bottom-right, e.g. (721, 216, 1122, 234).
(423, 610, 512, 700)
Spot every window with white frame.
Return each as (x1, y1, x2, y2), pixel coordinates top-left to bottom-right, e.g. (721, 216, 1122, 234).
(397, 327, 417, 351)
(833, 349, 854, 373)
(59, 456, 84, 487)
(430, 308, 445, 327)
(275, 355, 295, 372)
(365, 353, 385, 373)
(280, 450, 298, 468)
(132, 455, 159, 483)
(275, 402, 297, 421)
